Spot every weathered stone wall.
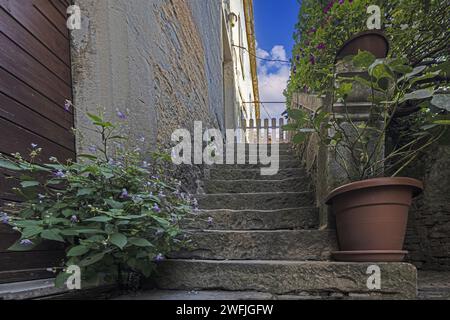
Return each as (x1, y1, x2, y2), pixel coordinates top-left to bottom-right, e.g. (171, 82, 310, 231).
(404, 145, 450, 270)
(71, 0, 225, 193)
(71, 0, 222, 150)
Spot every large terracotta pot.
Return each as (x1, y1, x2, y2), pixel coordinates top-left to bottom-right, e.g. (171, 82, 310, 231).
(325, 177, 423, 262)
(335, 30, 389, 61)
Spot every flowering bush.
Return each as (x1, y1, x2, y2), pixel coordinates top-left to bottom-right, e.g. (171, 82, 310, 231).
(0, 113, 196, 287)
(286, 0, 449, 100)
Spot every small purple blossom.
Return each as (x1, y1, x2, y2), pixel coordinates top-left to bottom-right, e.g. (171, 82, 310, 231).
(339, 0, 345, 4)
(120, 188, 129, 199)
(38, 194, 46, 200)
(20, 239, 33, 246)
(207, 217, 214, 226)
(158, 191, 166, 198)
(309, 55, 316, 65)
(1, 212, 10, 225)
(53, 170, 65, 178)
(70, 215, 79, 223)
(116, 110, 126, 120)
(31, 143, 38, 149)
(64, 100, 72, 112)
(317, 43, 326, 50)
(154, 253, 165, 263)
(153, 203, 161, 213)
(88, 145, 97, 153)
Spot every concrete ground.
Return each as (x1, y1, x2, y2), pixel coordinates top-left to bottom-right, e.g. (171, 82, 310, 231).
(418, 271, 450, 300)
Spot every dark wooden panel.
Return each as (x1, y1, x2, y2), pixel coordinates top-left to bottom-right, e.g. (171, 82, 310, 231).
(0, 269, 55, 284)
(32, 0, 69, 39)
(0, 7, 71, 84)
(0, 93, 75, 150)
(49, 0, 67, 18)
(0, 169, 20, 202)
(0, 0, 70, 65)
(0, 68, 73, 129)
(0, 251, 65, 271)
(0, 117, 75, 163)
(0, 32, 72, 107)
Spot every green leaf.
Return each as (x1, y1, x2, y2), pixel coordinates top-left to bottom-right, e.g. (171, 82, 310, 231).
(282, 123, 298, 131)
(54, 271, 71, 288)
(434, 120, 450, 125)
(431, 95, 450, 112)
(67, 245, 90, 257)
(22, 226, 43, 238)
(105, 199, 124, 209)
(86, 113, 103, 123)
(20, 181, 40, 188)
(152, 216, 170, 228)
(353, 76, 373, 88)
(353, 51, 376, 69)
(110, 233, 127, 250)
(401, 88, 435, 102)
(60, 229, 79, 236)
(129, 238, 153, 247)
(79, 252, 105, 267)
(0, 159, 23, 171)
(292, 133, 306, 144)
(13, 220, 41, 228)
(8, 239, 40, 251)
(41, 230, 65, 243)
(77, 188, 95, 197)
(287, 109, 306, 120)
(85, 216, 112, 223)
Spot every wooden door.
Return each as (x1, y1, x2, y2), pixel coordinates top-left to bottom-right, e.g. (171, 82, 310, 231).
(0, 0, 75, 283)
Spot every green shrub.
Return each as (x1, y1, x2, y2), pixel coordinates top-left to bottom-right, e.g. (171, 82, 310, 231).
(0, 113, 196, 287)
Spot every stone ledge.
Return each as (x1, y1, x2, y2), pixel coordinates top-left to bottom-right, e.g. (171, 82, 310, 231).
(153, 260, 417, 300)
(181, 208, 319, 230)
(171, 230, 336, 260)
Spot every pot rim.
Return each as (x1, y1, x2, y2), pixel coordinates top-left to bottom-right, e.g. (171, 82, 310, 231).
(325, 177, 424, 205)
(335, 30, 390, 62)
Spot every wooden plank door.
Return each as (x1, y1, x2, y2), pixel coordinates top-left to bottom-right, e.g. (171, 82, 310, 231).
(0, 0, 75, 283)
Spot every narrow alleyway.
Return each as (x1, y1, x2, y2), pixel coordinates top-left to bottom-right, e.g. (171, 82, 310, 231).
(118, 143, 417, 300)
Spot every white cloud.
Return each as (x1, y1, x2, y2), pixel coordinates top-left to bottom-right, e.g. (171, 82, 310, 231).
(256, 45, 290, 119)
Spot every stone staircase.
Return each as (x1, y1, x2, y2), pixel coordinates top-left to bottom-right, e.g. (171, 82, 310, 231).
(149, 144, 417, 300)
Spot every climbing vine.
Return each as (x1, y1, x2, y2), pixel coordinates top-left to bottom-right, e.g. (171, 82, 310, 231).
(285, 0, 449, 102)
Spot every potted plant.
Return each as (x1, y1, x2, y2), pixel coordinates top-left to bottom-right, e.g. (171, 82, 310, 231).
(284, 51, 449, 262)
(0, 112, 196, 290)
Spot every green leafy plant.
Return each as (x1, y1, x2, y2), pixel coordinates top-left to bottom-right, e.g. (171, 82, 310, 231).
(286, 0, 449, 102)
(284, 51, 449, 181)
(0, 113, 196, 287)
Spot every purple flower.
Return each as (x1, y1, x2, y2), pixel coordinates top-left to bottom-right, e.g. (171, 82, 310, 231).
(293, 66, 297, 74)
(88, 145, 97, 153)
(296, 55, 300, 61)
(317, 43, 326, 50)
(153, 203, 161, 213)
(154, 253, 165, 263)
(158, 191, 166, 198)
(116, 110, 126, 120)
(308, 28, 316, 34)
(54, 170, 65, 178)
(155, 229, 165, 237)
(339, 0, 345, 4)
(20, 239, 33, 246)
(64, 100, 72, 112)
(139, 136, 146, 143)
(70, 215, 79, 223)
(1, 212, 10, 225)
(207, 217, 214, 226)
(120, 188, 129, 199)
(31, 143, 38, 149)
(309, 55, 316, 65)
(38, 194, 46, 200)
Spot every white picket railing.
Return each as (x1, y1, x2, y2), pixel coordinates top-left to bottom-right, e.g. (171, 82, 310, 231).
(240, 118, 289, 144)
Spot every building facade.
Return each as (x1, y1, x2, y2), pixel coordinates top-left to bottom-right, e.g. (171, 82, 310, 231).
(0, 0, 259, 285)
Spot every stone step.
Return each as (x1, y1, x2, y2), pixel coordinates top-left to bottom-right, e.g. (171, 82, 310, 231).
(153, 260, 417, 299)
(203, 178, 312, 194)
(213, 160, 301, 170)
(197, 192, 314, 210)
(182, 208, 319, 230)
(209, 168, 308, 181)
(171, 230, 336, 261)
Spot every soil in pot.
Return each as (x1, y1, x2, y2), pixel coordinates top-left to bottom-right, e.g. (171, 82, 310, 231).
(325, 177, 423, 262)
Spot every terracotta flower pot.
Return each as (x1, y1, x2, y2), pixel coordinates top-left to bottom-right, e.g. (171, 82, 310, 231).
(335, 30, 390, 62)
(325, 177, 423, 262)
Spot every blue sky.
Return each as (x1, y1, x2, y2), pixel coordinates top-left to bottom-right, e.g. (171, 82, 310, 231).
(253, 0, 301, 119)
